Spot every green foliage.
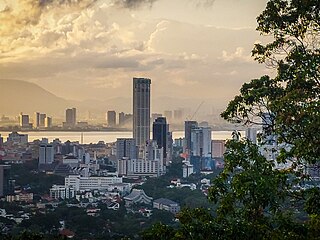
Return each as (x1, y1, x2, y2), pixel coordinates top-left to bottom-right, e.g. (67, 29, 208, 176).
(143, 1, 320, 239)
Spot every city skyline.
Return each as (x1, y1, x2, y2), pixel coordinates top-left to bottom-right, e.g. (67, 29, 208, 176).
(0, 0, 270, 113)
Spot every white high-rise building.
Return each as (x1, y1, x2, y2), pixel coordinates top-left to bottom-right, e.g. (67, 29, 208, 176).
(191, 127, 212, 157)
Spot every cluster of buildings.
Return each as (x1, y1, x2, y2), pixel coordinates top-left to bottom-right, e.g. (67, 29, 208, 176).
(19, 112, 52, 129)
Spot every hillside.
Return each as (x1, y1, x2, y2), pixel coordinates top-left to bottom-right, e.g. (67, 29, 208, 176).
(0, 79, 69, 116)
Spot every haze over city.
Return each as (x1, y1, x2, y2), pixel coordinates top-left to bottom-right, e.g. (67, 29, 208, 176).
(0, 0, 270, 116)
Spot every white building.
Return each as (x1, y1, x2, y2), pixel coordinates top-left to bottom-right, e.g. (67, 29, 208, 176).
(182, 162, 194, 178)
(50, 185, 75, 199)
(65, 175, 123, 191)
(191, 127, 212, 157)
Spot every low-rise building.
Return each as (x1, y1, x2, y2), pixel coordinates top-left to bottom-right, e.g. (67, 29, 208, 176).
(65, 175, 122, 191)
(50, 185, 75, 199)
(124, 189, 152, 207)
(153, 198, 180, 214)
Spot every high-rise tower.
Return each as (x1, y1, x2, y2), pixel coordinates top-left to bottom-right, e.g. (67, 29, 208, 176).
(133, 77, 151, 147)
(153, 117, 168, 159)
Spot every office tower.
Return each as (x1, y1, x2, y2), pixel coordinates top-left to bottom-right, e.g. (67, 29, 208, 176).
(107, 110, 117, 127)
(0, 165, 13, 197)
(211, 140, 226, 158)
(119, 112, 125, 126)
(152, 113, 162, 123)
(45, 117, 52, 128)
(191, 127, 212, 157)
(34, 112, 40, 128)
(39, 113, 46, 127)
(116, 138, 137, 160)
(153, 117, 168, 159)
(0, 134, 3, 146)
(184, 121, 198, 154)
(164, 111, 173, 122)
(39, 144, 54, 165)
(65, 108, 76, 127)
(19, 113, 30, 128)
(166, 131, 173, 164)
(133, 77, 151, 147)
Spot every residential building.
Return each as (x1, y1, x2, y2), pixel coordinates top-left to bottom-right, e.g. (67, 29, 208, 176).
(133, 77, 151, 147)
(45, 117, 52, 128)
(7, 132, 28, 144)
(34, 112, 40, 128)
(50, 185, 75, 199)
(211, 140, 226, 158)
(107, 110, 116, 127)
(19, 113, 31, 128)
(191, 127, 212, 157)
(39, 144, 54, 165)
(116, 138, 137, 160)
(184, 121, 198, 154)
(39, 113, 46, 127)
(63, 108, 76, 128)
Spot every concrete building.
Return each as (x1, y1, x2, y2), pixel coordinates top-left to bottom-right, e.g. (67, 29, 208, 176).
(7, 132, 28, 144)
(39, 144, 54, 165)
(50, 185, 75, 199)
(182, 162, 194, 178)
(133, 77, 151, 147)
(65, 175, 122, 191)
(19, 113, 31, 128)
(34, 112, 40, 128)
(191, 127, 212, 158)
(153, 198, 180, 214)
(211, 140, 226, 158)
(45, 117, 52, 128)
(173, 109, 183, 121)
(107, 110, 116, 127)
(116, 138, 137, 160)
(64, 108, 76, 128)
(153, 117, 168, 159)
(39, 113, 46, 127)
(246, 127, 259, 144)
(0, 165, 13, 197)
(184, 121, 198, 154)
(118, 112, 125, 126)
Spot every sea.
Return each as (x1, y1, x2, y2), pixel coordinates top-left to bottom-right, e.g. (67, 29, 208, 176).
(0, 131, 240, 144)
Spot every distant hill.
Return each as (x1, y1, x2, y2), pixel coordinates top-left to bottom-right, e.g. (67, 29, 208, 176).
(0, 79, 69, 116)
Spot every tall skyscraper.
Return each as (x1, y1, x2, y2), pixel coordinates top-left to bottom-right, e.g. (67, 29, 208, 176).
(34, 112, 40, 128)
(184, 121, 198, 154)
(107, 110, 116, 127)
(116, 138, 137, 160)
(19, 113, 30, 128)
(153, 117, 168, 159)
(133, 77, 151, 147)
(119, 112, 125, 126)
(191, 126, 212, 157)
(45, 117, 52, 128)
(39, 113, 46, 127)
(64, 108, 76, 127)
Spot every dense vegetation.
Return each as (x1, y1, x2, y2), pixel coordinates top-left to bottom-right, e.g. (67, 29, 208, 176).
(143, 0, 320, 239)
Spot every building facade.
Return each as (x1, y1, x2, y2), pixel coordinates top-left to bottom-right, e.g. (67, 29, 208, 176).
(133, 77, 151, 147)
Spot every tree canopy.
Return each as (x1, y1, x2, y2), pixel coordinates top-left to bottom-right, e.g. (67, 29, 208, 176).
(143, 0, 320, 239)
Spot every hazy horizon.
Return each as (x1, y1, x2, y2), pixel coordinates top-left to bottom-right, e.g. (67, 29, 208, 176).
(0, 0, 271, 115)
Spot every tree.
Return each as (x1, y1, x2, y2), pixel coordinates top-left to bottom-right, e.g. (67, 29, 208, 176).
(143, 1, 320, 239)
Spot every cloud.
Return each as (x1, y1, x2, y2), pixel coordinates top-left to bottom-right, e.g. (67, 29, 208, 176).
(220, 47, 252, 62)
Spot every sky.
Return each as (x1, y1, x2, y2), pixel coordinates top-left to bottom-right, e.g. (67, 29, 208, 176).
(0, 0, 272, 112)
